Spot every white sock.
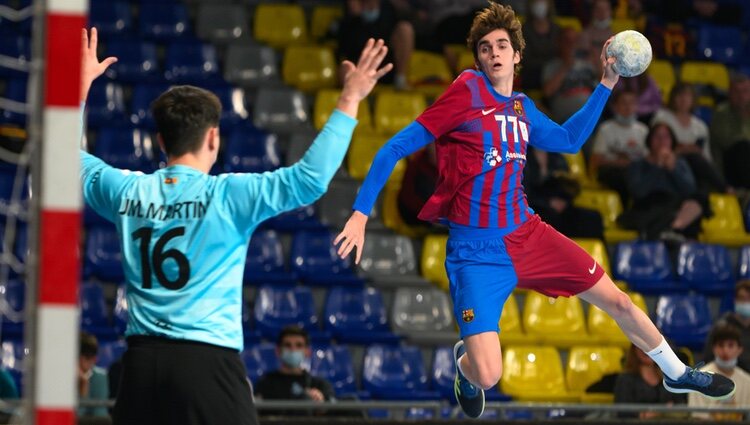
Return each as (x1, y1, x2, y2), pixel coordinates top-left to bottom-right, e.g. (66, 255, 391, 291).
(457, 354, 467, 376)
(646, 338, 688, 380)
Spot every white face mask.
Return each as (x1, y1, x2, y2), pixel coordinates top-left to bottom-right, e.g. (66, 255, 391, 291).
(614, 113, 636, 126)
(531, 1, 548, 19)
(593, 18, 612, 29)
(735, 302, 750, 318)
(715, 356, 738, 370)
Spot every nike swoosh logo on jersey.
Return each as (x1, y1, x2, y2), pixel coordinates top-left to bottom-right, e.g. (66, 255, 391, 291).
(481, 108, 496, 115)
(588, 261, 596, 274)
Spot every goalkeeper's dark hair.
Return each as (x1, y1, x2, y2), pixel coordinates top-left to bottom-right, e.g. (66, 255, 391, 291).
(152, 85, 222, 158)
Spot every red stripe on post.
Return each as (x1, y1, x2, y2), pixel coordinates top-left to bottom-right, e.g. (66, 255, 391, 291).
(39, 210, 81, 305)
(44, 14, 86, 107)
(37, 409, 75, 425)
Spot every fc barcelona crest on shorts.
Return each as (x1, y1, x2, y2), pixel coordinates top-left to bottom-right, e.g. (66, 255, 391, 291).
(462, 308, 475, 323)
(513, 99, 524, 117)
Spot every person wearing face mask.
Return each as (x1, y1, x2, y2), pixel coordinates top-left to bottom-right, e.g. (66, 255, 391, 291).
(254, 326, 335, 414)
(577, 0, 613, 58)
(520, 0, 560, 90)
(690, 324, 750, 420)
(702, 281, 750, 372)
(590, 90, 649, 204)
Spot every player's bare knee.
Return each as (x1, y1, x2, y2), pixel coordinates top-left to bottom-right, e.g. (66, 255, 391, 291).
(475, 362, 502, 390)
(609, 290, 635, 320)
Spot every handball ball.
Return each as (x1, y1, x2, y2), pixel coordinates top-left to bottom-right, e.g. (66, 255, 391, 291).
(606, 30, 653, 77)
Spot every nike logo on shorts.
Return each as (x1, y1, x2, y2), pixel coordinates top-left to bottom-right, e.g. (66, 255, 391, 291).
(588, 261, 596, 274)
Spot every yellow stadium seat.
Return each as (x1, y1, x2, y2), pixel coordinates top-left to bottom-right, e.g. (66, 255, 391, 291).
(680, 61, 729, 92)
(498, 293, 536, 345)
(457, 51, 476, 73)
(254, 4, 307, 48)
(310, 5, 342, 40)
(611, 18, 636, 33)
(374, 91, 426, 135)
(522, 292, 593, 347)
(381, 185, 429, 238)
(566, 346, 624, 392)
(574, 189, 638, 243)
(554, 16, 582, 32)
(282, 45, 336, 92)
(314, 89, 372, 131)
(587, 292, 647, 347)
(501, 346, 580, 402)
(347, 132, 405, 184)
(408, 50, 452, 97)
(421, 234, 449, 291)
(647, 59, 675, 103)
(562, 152, 599, 189)
(573, 238, 611, 275)
(699, 193, 750, 247)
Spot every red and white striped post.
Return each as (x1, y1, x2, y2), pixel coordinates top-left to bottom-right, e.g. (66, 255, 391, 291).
(35, 0, 86, 424)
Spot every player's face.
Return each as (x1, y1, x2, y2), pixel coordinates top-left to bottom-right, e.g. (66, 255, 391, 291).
(476, 29, 520, 84)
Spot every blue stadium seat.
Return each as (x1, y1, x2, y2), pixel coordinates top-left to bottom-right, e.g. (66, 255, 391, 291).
(80, 282, 118, 341)
(363, 344, 440, 400)
(260, 206, 322, 231)
(613, 241, 682, 294)
(84, 204, 110, 227)
(86, 81, 127, 128)
(740, 245, 750, 280)
(104, 39, 160, 83)
(223, 123, 280, 174)
(14, 223, 26, 267)
(89, 1, 132, 37)
(113, 285, 127, 335)
(0, 280, 24, 339)
(138, 3, 190, 40)
(212, 85, 249, 129)
(164, 41, 219, 83)
(677, 242, 734, 295)
(0, 165, 30, 215)
(94, 127, 156, 172)
(1, 340, 24, 394)
(310, 344, 357, 396)
(0, 36, 30, 78)
(253, 284, 324, 340)
(745, 201, 750, 233)
(96, 339, 127, 369)
(243, 229, 295, 285)
(1, 78, 27, 125)
(242, 342, 278, 384)
(323, 285, 398, 344)
(290, 230, 361, 285)
(129, 83, 169, 129)
(656, 294, 712, 349)
(0, 0, 31, 36)
(696, 24, 743, 65)
(84, 226, 124, 282)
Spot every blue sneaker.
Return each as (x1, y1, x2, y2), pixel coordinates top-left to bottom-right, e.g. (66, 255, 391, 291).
(663, 364, 736, 400)
(453, 341, 484, 418)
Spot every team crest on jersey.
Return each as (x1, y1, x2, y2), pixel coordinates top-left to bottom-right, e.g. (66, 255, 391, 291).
(484, 148, 501, 167)
(164, 177, 178, 184)
(462, 309, 475, 323)
(513, 99, 524, 116)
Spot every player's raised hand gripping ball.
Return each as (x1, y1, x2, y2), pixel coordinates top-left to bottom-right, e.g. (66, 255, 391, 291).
(606, 30, 652, 77)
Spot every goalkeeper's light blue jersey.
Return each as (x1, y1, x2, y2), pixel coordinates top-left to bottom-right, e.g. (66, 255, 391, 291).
(80, 108, 357, 351)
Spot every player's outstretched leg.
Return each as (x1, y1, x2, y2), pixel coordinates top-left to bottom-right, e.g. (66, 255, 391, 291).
(578, 274, 735, 400)
(453, 340, 485, 418)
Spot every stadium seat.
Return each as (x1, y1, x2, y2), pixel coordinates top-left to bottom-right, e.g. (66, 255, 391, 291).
(314, 89, 372, 132)
(282, 45, 337, 92)
(421, 234, 449, 291)
(347, 132, 406, 182)
(323, 285, 398, 344)
(283, 131, 318, 166)
(680, 61, 729, 92)
(96, 339, 127, 369)
(566, 346, 623, 400)
(260, 205, 321, 231)
(457, 50, 476, 72)
(212, 85, 249, 128)
(223, 123, 280, 174)
(129, 83, 170, 129)
(0, 36, 30, 78)
(290, 230, 359, 285)
(374, 92, 426, 135)
(613, 241, 682, 294)
(522, 292, 591, 347)
(223, 44, 281, 88)
(252, 87, 310, 134)
(0, 280, 24, 339)
(656, 294, 712, 349)
(253, 4, 307, 48)
(89, 1, 132, 37)
(553, 16, 582, 31)
(241, 342, 278, 384)
(499, 293, 533, 345)
(611, 18, 636, 33)
(94, 127, 156, 173)
(647, 59, 675, 103)
(391, 287, 455, 343)
(310, 344, 357, 396)
(243, 229, 294, 285)
(362, 344, 440, 400)
(588, 292, 648, 347)
(80, 282, 117, 341)
(739, 245, 750, 280)
(501, 346, 579, 402)
(196, 4, 250, 44)
(316, 179, 369, 228)
(139, 3, 191, 40)
(253, 284, 323, 340)
(696, 24, 743, 65)
(1, 78, 27, 125)
(84, 226, 124, 282)
(358, 232, 427, 285)
(408, 50, 451, 97)
(573, 189, 637, 243)
(103, 39, 160, 83)
(164, 41, 220, 83)
(113, 285, 127, 335)
(699, 193, 750, 247)
(573, 238, 612, 276)
(86, 80, 127, 127)
(562, 152, 599, 189)
(677, 242, 734, 295)
(310, 5, 342, 41)
(381, 185, 427, 238)
(0, 165, 29, 212)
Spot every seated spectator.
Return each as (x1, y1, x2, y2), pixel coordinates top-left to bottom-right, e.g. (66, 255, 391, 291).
(520, 0, 560, 90)
(614, 343, 686, 419)
(618, 123, 707, 241)
(336, 0, 414, 90)
(590, 89, 649, 203)
(615, 72, 663, 123)
(689, 323, 750, 420)
(255, 326, 334, 412)
(77, 332, 109, 418)
(702, 280, 750, 371)
(710, 73, 750, 188)
(397, 144, 438, 228)
(577, 0, 614, 56)
(524, 146, 605, 240)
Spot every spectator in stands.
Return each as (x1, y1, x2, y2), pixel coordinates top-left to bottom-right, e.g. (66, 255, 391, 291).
(615, 73, 663, 123)
(255, 326, 334, 410)
(336, 0, 414, 90)
(618, 123, 707, 241)
(590, 89, 649, 203)
(577, 0, 614, 57)
(702, 280, 750, 372)
(520, 0, 560, 90)
(614, 343, 687, 418)
(686, 0, 742, 27)
(613, 0, 647, 31)
(397, 144, 438, 228)
(710, 73, 750, 189)
(524, 146, 605, 240)
(77, 332, 109, 418)
(542, 27, 599, 122)
(689, 324, 750, 420)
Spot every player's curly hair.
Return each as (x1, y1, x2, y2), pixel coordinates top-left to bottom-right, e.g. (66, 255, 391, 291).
(467, 2, 525, 75)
